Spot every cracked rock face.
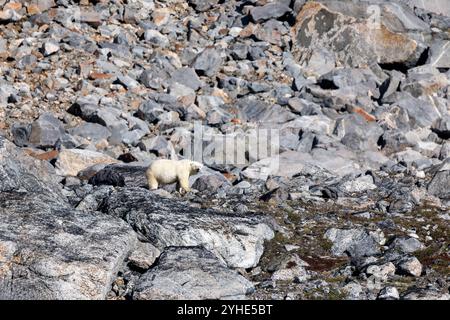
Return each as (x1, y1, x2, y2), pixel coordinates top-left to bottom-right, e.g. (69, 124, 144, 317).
(133, 247, 254, 300)
(0, 193, 138, 300)
(292, 2, 424, 71)
(0, 138, 138, 299)
(100, 188, 275, 269)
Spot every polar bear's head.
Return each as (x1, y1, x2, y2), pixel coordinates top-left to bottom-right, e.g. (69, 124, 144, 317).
(189, 161, 203, 174)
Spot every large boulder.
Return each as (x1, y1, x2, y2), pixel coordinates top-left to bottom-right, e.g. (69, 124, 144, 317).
(100, 188, 275, 269)
(55, 149, 119, 177)
(428, 160, 450, 200)
(0, 136, 63, 199)
(0, 136, 138, 299)
(133, 247, 254, 300)
(0, 193, 138, 300)
(291, 1, 428, 74)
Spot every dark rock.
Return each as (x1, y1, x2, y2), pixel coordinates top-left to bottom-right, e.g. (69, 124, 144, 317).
(250, 3, 292, 23)
(192, 47, 223, 77)
(68, 122, 111, 143)
(100, 188, 274, 268)
(192, 173, 228, 192)
(428, 161, 450, 199)
(388, 237, 425, 254)
(133, 247, 254, 300)
(170, 67, 202, 91)
(11, 123, 31, 147)
(89, 163, 149, 188)
(324, 228, 383, 258)
(29, 113, 65, 149)
(0, 137, 138, 299)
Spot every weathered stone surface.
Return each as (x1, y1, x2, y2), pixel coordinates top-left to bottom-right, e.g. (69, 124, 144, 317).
(292, 2, 424, 69)
(324, 228, 384, 258)
(428, 41, 450, 68)
(133, 247, 254, 300)
(0, 193, 138, 300)
(88, 163, 149, 188)
(100, 188, 274, 269)
(428, 160, 450, 199)
(127, 242, 160, 271)
(55, 149, 119, 177)
(396, 256, 423, 277)
(0, 137, 62, 197)
(0, 137, 138, 300)
(243, 149, 362, 181)
(29, 113, 65, 149)
(192, 47, 223, 77)
(398, 0, 450, 17)
(250, 3, 291, 23)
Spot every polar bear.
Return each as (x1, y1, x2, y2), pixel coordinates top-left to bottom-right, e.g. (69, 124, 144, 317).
(146, 159, 203, 193)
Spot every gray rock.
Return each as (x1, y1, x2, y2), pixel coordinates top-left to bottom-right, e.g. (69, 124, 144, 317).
(55, 149, 119, 177)
(428, 161, 450, 199)
(192, 47, 223, 77)
(366, 262, 396, 281)
(292, 2, 426, 69)
(0, 137, 138, 299)
(402, 288, 450, 300)
(432, 115, 450, 139)
(394, 95, 442, 129)
(42, 41, 60, 57)
(0, 137, 63, 198)
(139, 67, 170, 90)
(250, 3, 292, 23)
(29, 113, 65, 148)
(324, 228, 384, 258)
(68, 123, 111, 143)
(341, 175, 377, 193)
(334, 114, 384, 152)
(141, 136, 175, 158)
(0, 191, 137, 300)
(170, 68, 202, 91)
(398, 0, 450, 17)
(101, 188, 274, 269)
(144, 30, 169, 48)
(89, 163, 149, 188)
(271, 254, 310, 282)
(137, 100, 166, 123)
(133, 247, 254, 300)
(389, 237, 425, 254)
(235, 98, 296, 124)
(128, 242, 160, 271)
(378, 287, 400, 300)
(428, 41, 450, 68)
(11, 123, 31, 147)
(192, 173, 229, 192)
(188, 0, 219, 12)
(396, 256, 423, 277)
(243, 148, 362, 181)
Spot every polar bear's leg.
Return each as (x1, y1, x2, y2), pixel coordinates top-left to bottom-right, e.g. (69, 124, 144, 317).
(146, 170, 159, 190)
(178, 172, 191, 193)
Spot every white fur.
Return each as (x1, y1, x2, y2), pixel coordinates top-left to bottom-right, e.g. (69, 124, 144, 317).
(146, 159, 203, 193)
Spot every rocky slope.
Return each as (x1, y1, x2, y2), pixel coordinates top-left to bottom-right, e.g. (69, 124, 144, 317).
(0, 0, 449, 300)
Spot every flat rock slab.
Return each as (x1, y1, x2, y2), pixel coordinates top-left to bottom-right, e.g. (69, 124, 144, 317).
(55, 148, 119, 177)
(133, 247, 254, 300)
(100, 188, 275, 269)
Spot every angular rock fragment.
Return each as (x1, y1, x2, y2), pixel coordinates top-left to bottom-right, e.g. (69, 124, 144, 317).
(133, 247, 254, 300)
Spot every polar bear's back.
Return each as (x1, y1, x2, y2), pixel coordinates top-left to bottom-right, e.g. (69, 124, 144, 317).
(147, 159, 188, 184)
